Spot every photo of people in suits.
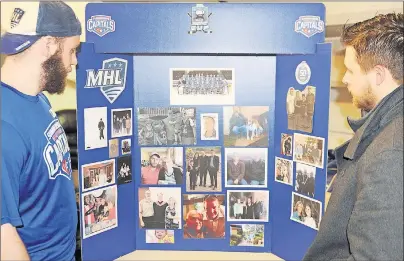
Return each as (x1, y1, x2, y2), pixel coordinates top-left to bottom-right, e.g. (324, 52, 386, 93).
(111, 108, 132, 138)
(295, 163, 316, 198)
(84, 107, 108, 150)
(286, 85, 316, 133)
(291, 192, 322, 230)
(227, 190, 269, 222)
(293, 133, 325, 169)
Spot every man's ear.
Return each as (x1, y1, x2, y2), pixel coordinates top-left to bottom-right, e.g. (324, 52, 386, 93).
(373, 65, 386, 86)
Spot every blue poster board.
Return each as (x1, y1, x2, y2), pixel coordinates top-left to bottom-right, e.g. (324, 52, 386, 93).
(76, 3, 331, 261)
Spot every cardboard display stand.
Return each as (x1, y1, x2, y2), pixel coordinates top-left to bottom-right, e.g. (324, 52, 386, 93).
(76, 3, 331, 261)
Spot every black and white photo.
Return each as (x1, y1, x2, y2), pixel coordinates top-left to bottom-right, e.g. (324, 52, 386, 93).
(227, 190, 269, 222)
(275, 157, 293, 186)
(137, 107, 196, 146)
(84, 107, 108, 150)
(293, 133, 325, 169)
(286, 85, 316, 133)
(291, 192, 322, 230)
(200, 113, 219, 140)
(280, 133, 293, 157)
(111, 108, 133, 138)
(121, 138, 131, 155)
(295, 163, 316, 197)
(170, 68, 235, 105)
(117, 155, 132, 185)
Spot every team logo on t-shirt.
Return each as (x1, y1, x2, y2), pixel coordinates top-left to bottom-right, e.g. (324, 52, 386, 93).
(43, 119, 72, 180)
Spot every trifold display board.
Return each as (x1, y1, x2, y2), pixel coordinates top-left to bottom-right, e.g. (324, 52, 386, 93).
(76, 3, 331, 261)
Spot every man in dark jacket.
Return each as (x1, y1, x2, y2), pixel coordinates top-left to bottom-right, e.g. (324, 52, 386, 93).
(303, 13, 403, 261)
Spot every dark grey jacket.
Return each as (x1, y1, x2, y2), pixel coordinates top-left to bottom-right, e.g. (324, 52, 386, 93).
(303, 85, 403, 261)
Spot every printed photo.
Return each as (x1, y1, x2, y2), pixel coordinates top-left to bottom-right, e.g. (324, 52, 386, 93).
(223, 106, 269, 147)
(138, 187, 182, 229)
(295, 163, 316, 198)
(140, 147, 184, 185)
(291, 192, 322, 230)
(82, 185, 118, 239)
(275, 157, 293, 186)
(225, 148, 267, 187)
(293, 133, 325, 169)
(286, 85, 316, 133)
(117, 155, 132, 185)
(280, 133, 293, 157)
(84, 107, 107, 150)
(170, 68, 235, 105)
(230, 224, 264, 247)
(109, 139, 119, 158)
(183, 194, 225, 239)
(137, 107, 196, 146)
(185, 147, 222, 192)
(121, 138, 131, 155)
(227, 190, 269, 222)
(111, 108, 133, 138)
(200, 113, 219, 140)
(82, 159, 115, 192)
(145, 230, 175, 244)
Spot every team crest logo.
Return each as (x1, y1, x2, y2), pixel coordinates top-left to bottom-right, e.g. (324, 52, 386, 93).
(87, 15, 116, 37)
(11, 8, 25, 28)
(43, 119, 72, 180)
(188, 4, 212, 34)
(294, 16, 324, 38)
(295, 61, 311, 85)
(84, 58, 127, 104)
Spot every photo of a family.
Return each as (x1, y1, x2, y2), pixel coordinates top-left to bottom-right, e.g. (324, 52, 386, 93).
(227, 190, 269, 222)
(275, 157, 293, 186)
(145, 230, 175, 244)
(137, 107, 196, 146)
(185, 147, 221, 192)
(140, 147, 183, 185)
(225, 148, 267, 187)
(82, 185, 118, 239)
(138, 187, 182, 230)
(223, 106, 269, 147)
(200, 113, 219, 140)
(183, 194, 226, 239)
(280, 133, 293, 157)
(230, 224, 264, 247)
(170, 68, 235, 105)
(82, 159, 115, 192)
(291, 192, 322, 230)
(295, 163, 316, 198)
(121, 138, 131, 155)
(84, 107, 107, 150)
(117, 155, 132, 185)
(111, 108, 132, 138)
(286, 85, 316, 133)
(293, 133, 325, 169)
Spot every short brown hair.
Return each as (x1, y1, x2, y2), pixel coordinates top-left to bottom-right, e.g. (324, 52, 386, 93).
(341, 13, 403, 83)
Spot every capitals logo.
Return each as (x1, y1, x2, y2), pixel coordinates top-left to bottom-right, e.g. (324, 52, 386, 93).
(87, 15, 115, 37)
(294, 16, 324, 38)
(43, 119, 72, 180)
(11, 8, 25, 28)
(84, 58, 127, 104)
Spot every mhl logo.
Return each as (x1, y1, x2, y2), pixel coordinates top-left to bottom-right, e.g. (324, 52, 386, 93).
(84, 58, 127, 104)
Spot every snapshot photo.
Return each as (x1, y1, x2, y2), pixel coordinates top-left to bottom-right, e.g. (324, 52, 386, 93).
(183, 194, 225, 239)
(137, 107, 196, 146)
(121, 138, 131, 155)
(170, 68, 235, 105)
(140, 147, 184, 185)
(200, 113, 219, 140)
(82, 159, 115, 192)
(286, 85, 316, 133)
(230, 224, 265, 247)
(111, 108, 133, 138)
(138, 187, 182, 229)
(293, 133, 325, 169)
(82, 185, 118, 239)
(145, 230, 175, 244)
(84, 107, 107, 150)
(225, 148, 267, 188)
(295, 163, 316, 198)
(117, 155, 132, 185)
(227, 190, 269, 222)
(275, 157, 293, 186)
(223, 106, 269, 147)
(109, 139, 119, 158)
(185, 147, 222, 192)
(280, 133, 293, 157)
(291, 192, 322, 230)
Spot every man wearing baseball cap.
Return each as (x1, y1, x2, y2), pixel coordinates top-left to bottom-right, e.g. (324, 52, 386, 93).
(1, 2, 81, 260)
(141, 152, 161, 184)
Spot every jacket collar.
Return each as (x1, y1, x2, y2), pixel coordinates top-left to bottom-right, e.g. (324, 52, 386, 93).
(343, 84, 403, 160)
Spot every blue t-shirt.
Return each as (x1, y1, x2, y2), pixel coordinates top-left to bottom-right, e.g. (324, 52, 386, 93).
(1, 82, 77, 260)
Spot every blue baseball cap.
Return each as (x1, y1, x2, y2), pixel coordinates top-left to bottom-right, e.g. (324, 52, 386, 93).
(1, 2, 82, 55)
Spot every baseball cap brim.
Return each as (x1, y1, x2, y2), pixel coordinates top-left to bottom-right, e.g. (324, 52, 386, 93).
(1, 33, 41, 55)
(150, 152, 160, 158)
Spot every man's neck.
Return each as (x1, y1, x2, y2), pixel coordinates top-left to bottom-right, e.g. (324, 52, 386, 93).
(1, 58, 41, 96)
(374, 82, 402, 108)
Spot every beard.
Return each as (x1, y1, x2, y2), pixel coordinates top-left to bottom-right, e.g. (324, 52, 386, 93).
(40, 50, 68, 94)
(351, 85, 377, 112)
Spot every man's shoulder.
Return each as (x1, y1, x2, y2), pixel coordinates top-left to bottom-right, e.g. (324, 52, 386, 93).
(370, 115, 403, 152)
